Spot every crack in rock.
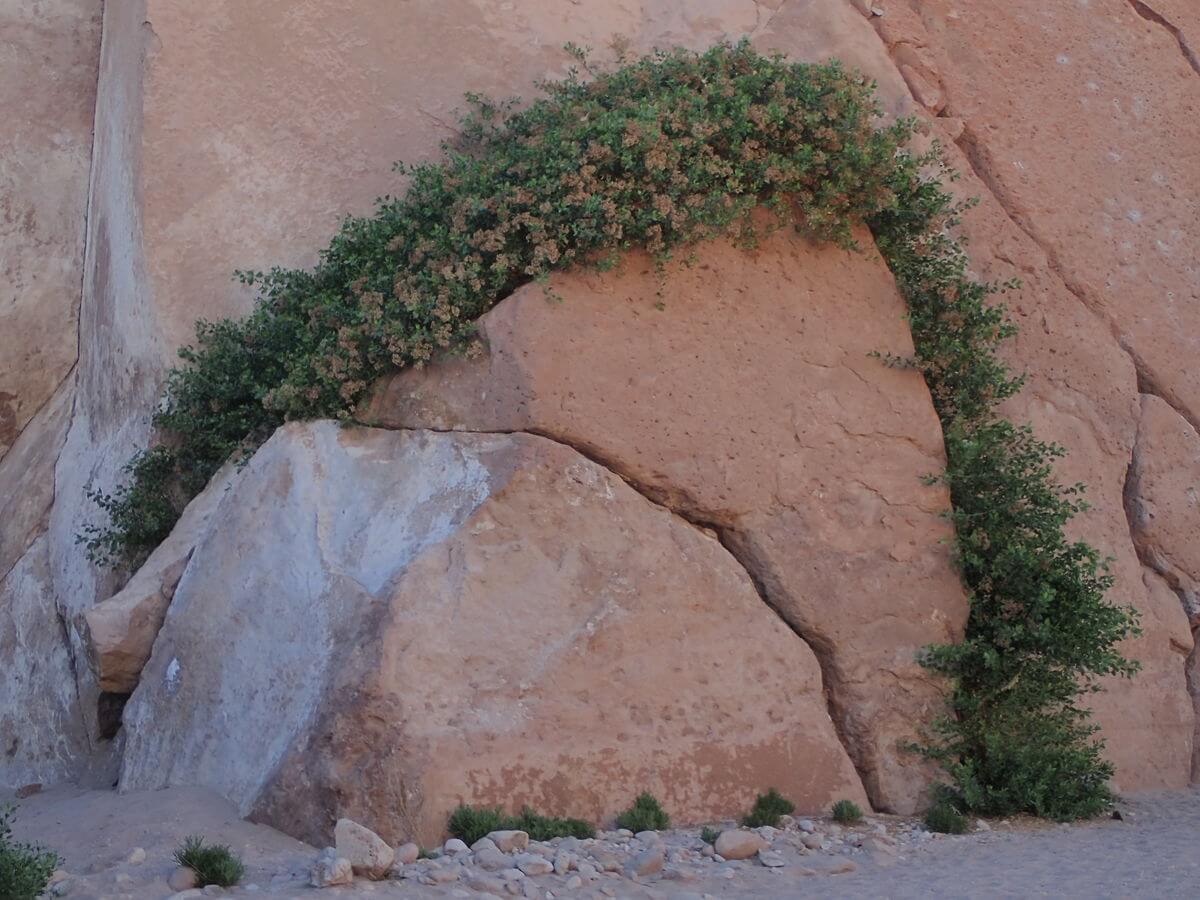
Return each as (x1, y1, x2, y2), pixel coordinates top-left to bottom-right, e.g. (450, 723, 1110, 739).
(1128, 0, 1200, 77)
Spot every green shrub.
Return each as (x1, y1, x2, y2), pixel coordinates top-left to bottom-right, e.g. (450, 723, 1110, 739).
(447, 804, 594, 845)
(174, 836, 245, 888)
(742, 789, 795, 828)
(924, 802, 968, 835)
(615, 793, 670, 832)
(699, 826, 720, 845)
(830, 799, 863, 825)
(417, 847, 439, 860)
(81, 40, 1139, 822)
(870, 145, 1140, 821)
(0, 806, 60, 900)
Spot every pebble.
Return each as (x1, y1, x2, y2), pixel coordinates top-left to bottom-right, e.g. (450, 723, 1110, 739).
(625, 846, 665, 878)
(516, 854, 554, 876)
(566, 875, 583, 889)
(394, 841, 420, 865)
(169, 866, 200, 891)
(801, 833, 823, 850)
(553, 851, 572, 875)
(474, 847, 510, 871)
(487, 830, 530, 853)
(467, 872, 507, 894)
(798, 819, 816, 833)
(425, 864, 462, 884)
(472, 837, 500, 853)
(309, 848, 353, 888)
(499, 867, 525, 881)
(635, 830, 660, 844)
(444, 838, 470, 855)
(713, 830, 767, 861)
(335, 818, 394, 879)
(758, 849, 786, 868)
(126, 847, 147, 865)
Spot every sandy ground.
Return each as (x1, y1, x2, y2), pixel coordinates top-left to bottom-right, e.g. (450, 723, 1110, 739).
(9, 785, 1199, 899)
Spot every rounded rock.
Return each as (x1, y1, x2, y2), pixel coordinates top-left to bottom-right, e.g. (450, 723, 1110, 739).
(169, 867, 199, 892)
(713, 830, 768, 861)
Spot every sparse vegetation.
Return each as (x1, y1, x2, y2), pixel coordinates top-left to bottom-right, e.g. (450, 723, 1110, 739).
(446, 804, 595, 845)
(699, 826, 720, 845)
(417, 846, 439, 860)
(81, 40, 1139, 822)
(830, 799, 863, 825)
(173, 836, 245, 888)
(924, 801, 969, 835)
(742, 789, 795, 828)
(615, 793, 671, 832)
(0, 805, 60, 900)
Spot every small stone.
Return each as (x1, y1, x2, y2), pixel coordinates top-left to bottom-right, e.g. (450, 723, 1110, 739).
(487, 830, 530, 853)
(505, 880, 524, 896)
(170, 892, 204, 900)
(577, 861, 599, 879)
(426, 864, 462, 884)
(800, 833, 822, 850)
(829, 860, 858, 875)
(335, 818, 395, 879)
(634, 830, 660, 844)
(798, 819, 816, 833)
(169, 866, 200, 892)
(444, 838, 470, 855)
(471, 837, 500, 853)
(50, 879, 73, 898)
(755, 825, 778, 841)
(14, 783, 42, 799)
(566, 875, 583, 889)
(553, 851, 572, 875)
(975, 820, 991, 832)
(474, 847, 510, 871)
(777, 814, 795, 829)
(616, 828, 633, 838)
(48, 870, 70, 886)
(126, 847, 147, 865)
(516, 854, 553, 876)
(713, 830, 767, 861)
(393, 844, 422, 868)
(758, 849, 786, 868)
(499, 867, 526, 881)
(870, 5, 885, 15)
(202, 886, 225, 896)
(309, 848, 353, 888)
(625, 846, 665, 878)
(467, 872, 507, 894)
(115, 873, 133, 885)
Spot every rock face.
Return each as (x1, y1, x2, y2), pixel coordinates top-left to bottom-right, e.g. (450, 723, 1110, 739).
(366, 226, 967, 814)
(0, 0, 100, 459)
(3, 0, 1199, 821)
(119, 422, 867, 845)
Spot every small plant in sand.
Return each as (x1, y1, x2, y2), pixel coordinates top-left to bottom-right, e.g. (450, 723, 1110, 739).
(174, 836, 245, 888)
(830, 799, 863, 825)
(0, 805, 60, 900)
(742, 789, 796, 828)
(615, 793, 671, 832)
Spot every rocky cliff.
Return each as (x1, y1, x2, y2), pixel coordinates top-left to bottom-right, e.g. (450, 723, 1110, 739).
(1, 0, 1196, 843)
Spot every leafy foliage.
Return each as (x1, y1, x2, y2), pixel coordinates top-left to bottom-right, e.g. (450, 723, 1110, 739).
(615, 793, 671, 832)
(869, 146, 1140, 821)
(699, 826, 720, 845)
(0, 806, 59, 900)
(80, 41, 1139, 821)
(446, 804, 594, 845)
(742, 789, 795, 828)
(174, 836, 245, 888)
(924, 801, 969, 835)
(830, 799, 863, 825)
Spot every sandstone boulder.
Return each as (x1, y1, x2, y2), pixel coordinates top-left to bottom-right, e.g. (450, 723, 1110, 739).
(334, 818, 393, 879)
(82, 464, 237, 693)
(365, 226, 967, 814)
(714, 830, 768, 861)
(118, 421, 866, 845)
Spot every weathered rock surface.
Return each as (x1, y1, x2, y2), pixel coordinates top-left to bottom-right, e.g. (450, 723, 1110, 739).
(119, 422, 866, 845)
(366, 225, 967, 814)
(853, 0, 1199, 788)
(714, 830, 768, 861)
(0, 536, 89, 790)
(334, 818, 394, 879)
(0, 0, 100, 459)
(82, 463, 237, 693)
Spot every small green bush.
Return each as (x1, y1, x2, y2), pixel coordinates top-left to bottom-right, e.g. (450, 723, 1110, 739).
(699, 826, 720, 845)
(742, 789, 795, 828)
(615, 793, 670, 832)
(174, 836, 245, 888)
(447, 804, 595, 845)
(924, 802, 968, 835)
(417, 847, 439, 860)
(830, 799, 863, 825)
(0, 806, 60, 900)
